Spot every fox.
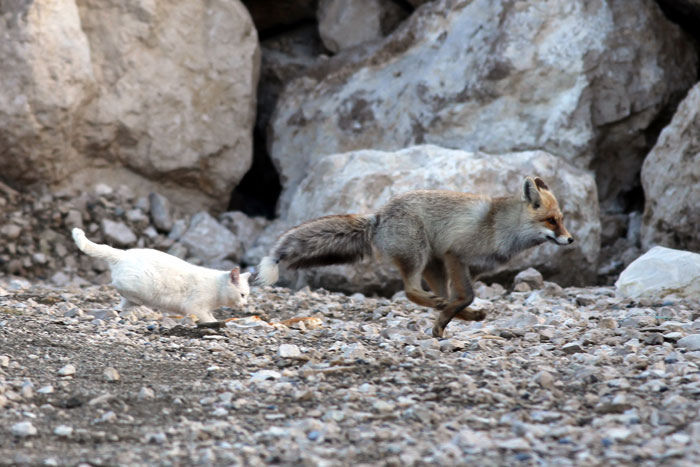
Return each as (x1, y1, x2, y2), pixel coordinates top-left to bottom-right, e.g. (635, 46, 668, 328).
(257, 177, 574, 338)
(71, 228, 250, 323)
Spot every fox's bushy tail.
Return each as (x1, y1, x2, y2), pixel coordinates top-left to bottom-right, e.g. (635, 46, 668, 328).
(256, 214, 376, 286)
(71, 228, 124, 264)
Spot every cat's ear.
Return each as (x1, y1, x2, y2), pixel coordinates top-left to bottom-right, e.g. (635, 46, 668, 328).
(230, 267, 240, 285)
(240, 272, 251, 283)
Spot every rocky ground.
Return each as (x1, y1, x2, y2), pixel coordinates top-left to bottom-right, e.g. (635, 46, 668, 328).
(1, 273, 699, 466)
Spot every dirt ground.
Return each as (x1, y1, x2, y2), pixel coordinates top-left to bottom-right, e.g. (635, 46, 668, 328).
(1, 276, 699, 466)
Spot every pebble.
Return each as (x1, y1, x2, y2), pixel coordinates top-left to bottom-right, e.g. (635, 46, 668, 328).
(250, 370, 282, 382)
(562, 342, 584, 354)
(101, 219, 137, 247)
(278, 344, 302, 358)
(138, 387, 155, 400)
(148, 192, 174, 232)
(54, 425, 73, 437)
(103, 367, 120, 382)
(676, 334, 700, 351)
(58, 364, 76, 376)
(513, 267, 544, 290)
(0, 267, 699, 465)
(12, 421, 37, 437)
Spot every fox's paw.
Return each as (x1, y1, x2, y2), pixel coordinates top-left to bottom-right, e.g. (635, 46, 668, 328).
(455, 308, 487, 322)
(431, 324, 446, 339)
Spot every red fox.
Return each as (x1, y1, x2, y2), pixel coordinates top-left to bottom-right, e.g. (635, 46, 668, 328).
(257, 177, 573, 337)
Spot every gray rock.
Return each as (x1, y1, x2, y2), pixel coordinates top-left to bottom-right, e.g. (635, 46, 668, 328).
(101, 219, 137, 247)
(168, 219, 188, 241)
(250, 370, 282, 382)
(58, 364, 76, 376)
(641, 83, 700, 251)
(103, 367, 120, 382)
(317, 0, 406, 53)
(53, 425, 73, 437)
(138, 387, 155, 400)
(278, 344, 302, 359)
(12, 421, 37, 437)
(180, 212, 241, 264)
(562, 342, 584, 354)
(513, 268, 544, 290)
(271, 0, 696, 211)
(677, 334, 700, 351)
(616, 247, 700, 300)
(148, 192, 173, 232)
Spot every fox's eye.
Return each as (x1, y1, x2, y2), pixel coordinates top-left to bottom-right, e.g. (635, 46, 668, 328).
(546, 217, 557, 225)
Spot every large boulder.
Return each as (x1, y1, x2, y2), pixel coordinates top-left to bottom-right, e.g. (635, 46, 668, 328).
(0, 1, 94, 185)
(641, 83, 700, 251)
(269, 0, 696, 214)
(0, 0, 260, 213)
(260, 145, 600, 295)
(317, 0, 408, 53)
(615, 246, 700, 301)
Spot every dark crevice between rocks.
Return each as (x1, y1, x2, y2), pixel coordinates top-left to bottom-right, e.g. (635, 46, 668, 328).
(228, 131, 281, 219)
(656, 0, 700, 46)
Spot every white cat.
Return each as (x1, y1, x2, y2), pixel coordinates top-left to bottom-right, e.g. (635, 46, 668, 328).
(72, 228, 250, 323)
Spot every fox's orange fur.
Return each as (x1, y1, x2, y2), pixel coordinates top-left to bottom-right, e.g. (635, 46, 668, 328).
(258, 177, 573, 337)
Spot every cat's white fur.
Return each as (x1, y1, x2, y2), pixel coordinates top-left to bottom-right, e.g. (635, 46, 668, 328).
(72, 228, 250, 323)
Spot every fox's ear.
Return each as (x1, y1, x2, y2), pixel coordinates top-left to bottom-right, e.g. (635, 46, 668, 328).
(534, 177, 549, 191)
(522, 177, 542, 209)
(230, 267, 240, 285)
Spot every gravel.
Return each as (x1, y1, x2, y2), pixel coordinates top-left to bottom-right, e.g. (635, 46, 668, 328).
(1, 275, 699, 465)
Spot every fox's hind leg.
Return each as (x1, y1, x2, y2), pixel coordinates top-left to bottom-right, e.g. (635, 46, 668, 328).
(423, 257, 448, 299)
(432, 253, 484, 338)
(394, 254, 448, 311)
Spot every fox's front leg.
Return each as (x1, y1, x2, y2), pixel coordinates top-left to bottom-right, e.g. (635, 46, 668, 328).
(432, 254, 484, 338)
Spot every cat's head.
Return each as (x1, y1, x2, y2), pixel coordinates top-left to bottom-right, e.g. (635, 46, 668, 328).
(224, 267, 251, 306)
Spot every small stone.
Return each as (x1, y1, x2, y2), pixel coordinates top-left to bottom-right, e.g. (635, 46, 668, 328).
(342, 342, 367, 360)
(599, 317, 618, 329)
(58, 364, 76, 376)
(12, 421, 37, 437)
(103, 367, 120, 382)
(94, 183, 113, 196)
(138, 387, 155, 400)
(95, 411, 117, 423)
(513, 267, 544, 290)
(372, 399, 395, 412)
(64, 209, 84, 229)
(575, 294, 597, 306)
(0, 355, 9, 367)
(148, 192, 173, 232)
(250, 370, 282, 382)
(101, 219, 137, 247)
(54, 425, 73, 437)
(534, 371, 555, 389)
(278, 344, 302, 358)
(38, 385, 54, 394)
(32, 252, 48, 264)
(663, 331, 683, 342)
(644, 333, 664, 345)
(1, 223, 22, 239)
(562, 342, 583, 354)
(513, 282, 531, 293)
(168, 219, 188, 241)
(677, 334, 700, 351)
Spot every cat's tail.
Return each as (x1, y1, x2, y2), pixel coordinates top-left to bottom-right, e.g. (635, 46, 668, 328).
(71, 228, 124, 264)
